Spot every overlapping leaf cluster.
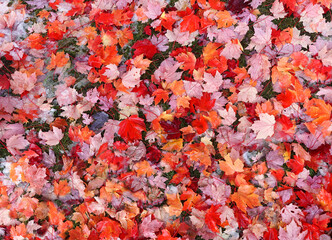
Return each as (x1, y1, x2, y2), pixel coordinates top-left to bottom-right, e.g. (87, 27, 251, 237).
(0, 0, 332, 239)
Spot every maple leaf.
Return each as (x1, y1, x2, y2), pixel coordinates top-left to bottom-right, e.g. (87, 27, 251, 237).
(154, 57, 182, 83)
(237, 85, 258, 103)
(10, 71, 37, 95)
(190, 92, 215, 112)
(160, 118, 182, 139)
(6, 134, 29, 154)
(219, 154, 244, 175)
(0, 74, 10, 90)
(47, 51, 70, 70)
(38, 127, 64, 146)
(192, 115, 209, 134)
(96, 218, 122, 239)
(152, 89, 169, 105)
(251, 113, 276, 139)
(132, 54, 152, 70)
(305, 99, 332, 125)
(205, 205, 222, 232)
(231, 185, 261, 213)
(118, 115, 146, 142)
(165, 193, 183, 217)
(162, 138, 184, 152)
(121, 67, 141, 88)
(49, 118, 68, 132)
(175, 52, 196, 72)
(202, 71, 224, 93)
(169, 80, 186, 96)
(27, 33, 46, 49)
(180, 189, 201, 211)
(216, 10, 236, 28)
(203, 42, 221, 65)
(16, 197, 39, 219)
(281, 204, 304, 225)
(180, 10, 200, 33)
(279, 220, 308, 240)
(219, 106, 237, 126)
(317, 188, 332, 212)
(135, 160, 155, 177)
(54, 180, 71, 197)
(48, 202, 65, 225)
(139, 215, 163, 239)
(132, 39, 158, 59)
(271, 0, 287, 18)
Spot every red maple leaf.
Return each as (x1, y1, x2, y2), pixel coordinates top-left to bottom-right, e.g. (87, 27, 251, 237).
(180, 9, 200, 33)
(118, 115, 146, 142)
(132, 39, 158, 59)
(190, 92, 215, 112)
(0, 74, 10, 90)
(205, 205, 221, 232)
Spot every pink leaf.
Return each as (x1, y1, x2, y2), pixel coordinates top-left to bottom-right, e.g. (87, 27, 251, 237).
(6, 134, 29, 154)
(281, 204, 304, 225)
(154, 58, 182, 83)
(122, 67, 141, 88)
(10, 71, 37, 94)
(271, 0, 287, 18)
(278, 220, 308, 240)
(38, 127, 64, 146)
(251, 113, 276, 139)
(139, 215, 163, 239)
(104, 64, 119, 80)
(203, 72, 224, 93)
(237, 85, 258, 103)
(219, 107, 237, 126)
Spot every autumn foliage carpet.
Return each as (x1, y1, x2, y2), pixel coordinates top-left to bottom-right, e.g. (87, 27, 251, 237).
(0, 0, 332, 239)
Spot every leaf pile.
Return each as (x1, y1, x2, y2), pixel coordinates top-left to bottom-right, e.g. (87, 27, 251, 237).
(0, 0, 332, 239)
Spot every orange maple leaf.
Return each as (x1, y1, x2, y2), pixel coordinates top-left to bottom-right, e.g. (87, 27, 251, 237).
(133, 54, 152, 70)
(135, 160, 155, 177)
(231, 185, 261, 213)
(48, 201, 65, 225)
(317, 188, 332, 212)
(27, 33, 46, 49)
(219, 154, 244, 176)
(216, 10, 236, 28)
(180, 189, 202, 211)
(165, 193, 183, 217)
(177, 96, 191, 109)
(168, 80, 186, 96)
(203, 42, 221, 65)
(175, 52, 196, 72)
(305, 99, 332, 125)
(116, 27, 133, 47)
(47, 51, 69, 70)
(54, 180, 71, 197)
(152, 89, 169, 105)
(205, 111, 222, 129)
